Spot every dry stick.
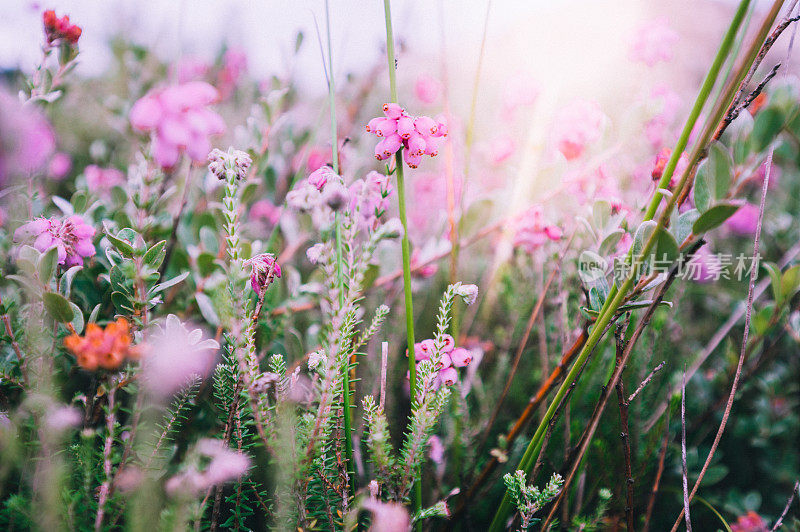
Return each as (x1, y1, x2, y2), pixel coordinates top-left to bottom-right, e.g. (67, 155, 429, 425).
(615, 323, 636, 532)
(475, 243, 565, 455)
(450, 327, 589, 520)
(539, 242, 703, 529)
(680, 369, 693, 532)
(771, 481, 800, 531)
(643, 408, 671, 532)
(669, 149, 772, 532)
(644, 240, 800, 431)
(628, 361, 666, 403)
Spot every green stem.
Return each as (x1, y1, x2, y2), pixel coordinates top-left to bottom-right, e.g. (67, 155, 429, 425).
(383, 0, 420, 521)
(324, 0, 354, 496)
(488, 1, 752, 529)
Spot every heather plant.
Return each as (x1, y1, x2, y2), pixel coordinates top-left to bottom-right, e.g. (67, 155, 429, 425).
(1, 2, 800, 531)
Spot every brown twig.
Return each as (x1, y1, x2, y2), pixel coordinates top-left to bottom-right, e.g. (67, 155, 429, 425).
(669, 142, 772, 532)
(771, 480, 800, 531)
(642, 408, 670, 532)
(680, 368, 693, 532)
(614, 320, 636, 532)
(628, 361, 666, 403)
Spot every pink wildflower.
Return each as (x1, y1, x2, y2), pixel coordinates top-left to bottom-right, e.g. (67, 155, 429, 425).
(428, 435, 445, 464)
(362, 498, 411, 532)
(48, 153, 72, 180)
(129, 81, 225, 168)
(217, 48, 247, 99)
(730, 511, 768, 532)
(411, 249, 438, 279)
(14, 215, 95, 266)
(349, 171, 392, 228)
(645, 85, 682, 147)
(450, 347, 472, 367)
(366, 103, 447, 168)
(414, 74, 442, 104)
(305, 145, 331, 172)
(85, 164, 124, 191)
(553, 100, 606, 160)
(486, 135, 516, 165)
(630, 18, 679, 67)
(440, 366, 458, 386)
(243, 253, 281, 293)
(249, 199, 282, 225)
(725, 203, 760, 235)
(42, 9, 81, 46)
(308, 166, 336, 190)
(0, 88, 55, 183)
(173, 56, 210, 83)
(512, 206, 562, 253)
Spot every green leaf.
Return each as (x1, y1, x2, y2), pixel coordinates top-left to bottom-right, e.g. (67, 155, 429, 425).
(692, 201, 743, 234)
(762, 262, 783, 305)
(653, 228, 679, 264)
(199, 226, 220, 255)
(632, 220, 657, 261)
(707, 143, 733, 199)
(593, 200, 611, 232)
(109, 266, 130, 294)
(111, 291, 134, 313)
(43, 292, 74, 322)
(37, 245, 60, 284)
(674, 209, 700, 245)
(71, 190, 88, 213)
(88, 303, 101, 324)
(781, 265, 800, 302)
(104, 227, 135, 257)
(150, 271, 190, 294)
(599, 229, 625, 257)
(751, 107, 784, 152)
(144, 240, 167, 269)
(60, 265, 83, 298)
(69, 302, 84, 334)
(693, 159, 712, 213)
(195, 292, 219, 326)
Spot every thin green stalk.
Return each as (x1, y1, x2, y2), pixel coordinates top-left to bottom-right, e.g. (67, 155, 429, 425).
(488, 2, 752, 529)
(324, 0, 354, 496)
(382, 0, 420, 522)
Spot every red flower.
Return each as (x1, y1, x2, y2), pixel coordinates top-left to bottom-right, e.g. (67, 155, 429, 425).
(42, 9, 82, 46)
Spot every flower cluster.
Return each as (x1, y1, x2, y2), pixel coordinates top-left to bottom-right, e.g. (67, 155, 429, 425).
(85, 164, 125, 191)
(14, 215, 96, 266)
(130, 81, 225, 168)
(553, 100, 606, 160)
(42, 10, 82, 46)
(208, 147, 252, 181)
(512, 206, 563, 253)
(630, 18, 679, 67)
(366, 103, 448, 168)
(64, 318, 138, 371)
(243, 253, 281, 293)
(413, 334, 473, 387)
(166, 439, 250, 496)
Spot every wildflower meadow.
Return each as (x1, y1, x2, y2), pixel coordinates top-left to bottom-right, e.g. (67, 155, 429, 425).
(1, 1, 800, 530)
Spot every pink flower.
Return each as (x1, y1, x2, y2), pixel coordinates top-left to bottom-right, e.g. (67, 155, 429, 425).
(645, 85, 682, 147)
(217, 48, 247, 99)
(172, 56, 210, 83)
(414, 74, 442, 104)
(305, 146, 331, 172)
(553, 100, 605, 160)
(411, 249, 438, 279)
(440, 366, 458, 386)
(512, 206, 562, 253)
(362, 499, 411, 532)
(14, 215, 95, 266)
(249, 199, 282, 225)
(142, 315, 219, 399)
(630, 18, 679, 67)
(486, 135, 516, 165)
(730, 511, 768, 532)
(687, 246, 722, 283)
(726, 203, 760, 235)
(0, 88, 55, 184)
(349, 171, 392, 229)
(85, 164, 124, 191)
(243, 253, 281, 292)
(48, 153, 72, 180)
(450, 347, 472, 367)
(129, 81, 225, 168)
(365, 103, 447, 168)
(308, 166, 337, 191)
(428, 435, 445, 464)
(166, 438, 250, 496)
(502, 74, 539, 119)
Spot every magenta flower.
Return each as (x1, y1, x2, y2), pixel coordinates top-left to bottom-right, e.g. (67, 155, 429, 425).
(440, 366, 458, 386)
(0, 88, 55, 184)
(450, 347, 472, 367)
(308, 166, 336, 191)
(553, 100, 605, 160)
(512, 206, 562, 253)
(48, 153, 72, 180)
(14, 215, 95, 267)
(630, 18, 679, 67)
(365, 103, 447, 168)
(85, 164, 124, 191)
(349, 171, 392, 228)
(726, 203, 760, 235)
(249, 199, 282, 225)
(243, 253, 281, 293)
(217, 48, 248, 99)
(129, 81, 225, 168)
(414, 74, 442, 104)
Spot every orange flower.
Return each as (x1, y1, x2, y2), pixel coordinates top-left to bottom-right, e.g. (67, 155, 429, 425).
(64, 318, 137, 371)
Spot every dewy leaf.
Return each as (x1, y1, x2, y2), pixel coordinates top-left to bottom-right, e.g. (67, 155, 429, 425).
(693, 159, 712, 213)
(751, 106, 785, 153)
(653, 228, 679, 264)
(707, 142, 733, 199)
(43, 292, 75, 322)
(593, 200, 612, 232)
(692, 201, 743, 234)
(599, 229, 625, 257)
